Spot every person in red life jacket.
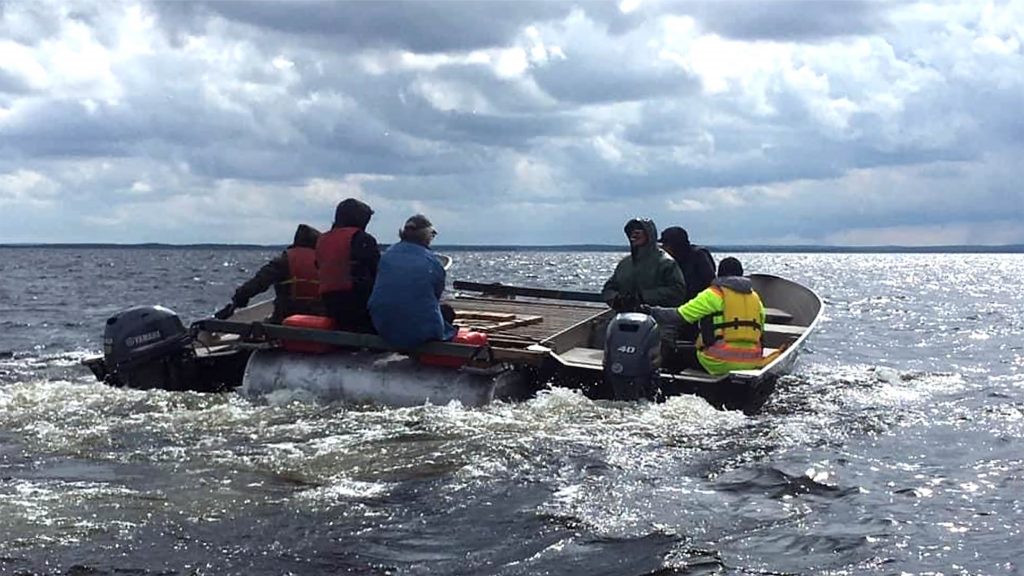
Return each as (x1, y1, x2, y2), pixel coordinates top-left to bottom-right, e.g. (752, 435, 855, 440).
(368, 214, 458, 349)
(214, 224, 323, 323)
(658, 226, 716, 341)
(646, 257, 768, 375)
(316, 198, 380, 333)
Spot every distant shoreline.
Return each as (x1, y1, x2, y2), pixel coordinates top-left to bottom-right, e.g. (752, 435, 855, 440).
(2, 243, 1023, 254)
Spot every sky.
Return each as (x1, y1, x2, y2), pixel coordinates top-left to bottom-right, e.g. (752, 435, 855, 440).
(1, 0, 1022, 246)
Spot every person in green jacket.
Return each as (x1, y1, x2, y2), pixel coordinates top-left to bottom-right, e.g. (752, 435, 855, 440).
(648, 257, 770, 375)
(601, 218, 687, 311)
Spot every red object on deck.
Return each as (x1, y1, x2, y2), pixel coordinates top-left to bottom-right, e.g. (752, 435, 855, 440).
(418, 329, 489, 368)
(281, 315, 338, 354)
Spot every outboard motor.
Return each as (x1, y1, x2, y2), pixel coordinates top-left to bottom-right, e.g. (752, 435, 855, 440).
(97, 306, 196, 390)
(602, 312, 661, 400)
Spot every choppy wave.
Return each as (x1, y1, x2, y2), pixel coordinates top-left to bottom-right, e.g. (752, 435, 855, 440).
(2, 250, 1024, 574)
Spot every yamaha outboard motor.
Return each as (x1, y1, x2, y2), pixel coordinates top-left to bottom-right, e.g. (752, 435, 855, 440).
(602, 312, 661, 400)
(96, 306, 196, 390)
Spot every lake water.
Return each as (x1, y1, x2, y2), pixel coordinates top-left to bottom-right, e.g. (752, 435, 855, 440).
(1, 248, 1022, 575)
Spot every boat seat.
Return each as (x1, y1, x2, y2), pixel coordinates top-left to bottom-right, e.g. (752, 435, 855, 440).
(762, 324, 806, 349)
(558, 345, 779, 368)
(557, 347, 604, 369)
(674, 324, 803, 347)
(763, 323, 806, 336)
(665, 369, 729, 384)
(764, 307, 794, 324)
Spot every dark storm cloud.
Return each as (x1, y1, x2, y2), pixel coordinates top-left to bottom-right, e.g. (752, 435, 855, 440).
(156, 0, 575, 53)
(669, 0, 891, 41)
(1, 2, 64, 45)
(1, 95, 254, 159)
(3, 0, 1022, 245)
(568, 1, 892, 42)
(427, 63, 558, 114)
(288, 59, 585, 151)
(0, 69, 34, 95)
(532, 55, 700, 104)
(622, 100, 709, 147)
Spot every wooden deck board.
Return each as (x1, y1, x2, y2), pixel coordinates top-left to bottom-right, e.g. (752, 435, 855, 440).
(448, 298, 605, 342)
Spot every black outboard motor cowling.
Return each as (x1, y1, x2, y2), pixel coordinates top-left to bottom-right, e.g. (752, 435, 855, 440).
(602, 312, 661, 400)
(101, 306, 195, 390)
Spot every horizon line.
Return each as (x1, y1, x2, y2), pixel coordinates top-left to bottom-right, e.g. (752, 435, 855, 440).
(2, 242, 1023, 253)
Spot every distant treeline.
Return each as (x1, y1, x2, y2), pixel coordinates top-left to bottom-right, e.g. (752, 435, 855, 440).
(2, 243, 1024, 253)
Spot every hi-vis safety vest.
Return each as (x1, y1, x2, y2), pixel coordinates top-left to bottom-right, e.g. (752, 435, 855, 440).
(284, 247, 319, 301)
(316, 227, 359, 294)
(702, 287, 768, 365)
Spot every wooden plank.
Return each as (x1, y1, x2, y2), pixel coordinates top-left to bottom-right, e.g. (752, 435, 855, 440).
(447, 298, 607, 341)
(455, 310, 516, 321)
(453, 281, 605, 303)
(476, 315, 544, 333)
(452, 295, 603, 310)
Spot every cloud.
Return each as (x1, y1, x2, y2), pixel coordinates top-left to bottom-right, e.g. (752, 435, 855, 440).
(824, 221, 1024, 247)
(155, 1, 576, 53)
(1, 0, 1022, 246)
(678, 0, 892, 42)
(529, 10, 701, 104)
(667, 198, 711, 212)
(0, 169, 59, 207)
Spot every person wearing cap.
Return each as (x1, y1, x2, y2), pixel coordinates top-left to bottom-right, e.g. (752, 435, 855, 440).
(214, 224, 324, 323)
(646, 257, 771, 375)
(315, 198, 380, 332)
(658, 226, 716, 303)
(658, 226, 715, 342)
(368, 214, 458, 349)
(600, 217, 687, 311)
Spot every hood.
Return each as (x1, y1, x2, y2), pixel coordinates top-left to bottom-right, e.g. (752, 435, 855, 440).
(713, 275, 753, 294)
(334, 198, 374, 229)
(291, 224, 320, 248)
(623, 218, 659, 259)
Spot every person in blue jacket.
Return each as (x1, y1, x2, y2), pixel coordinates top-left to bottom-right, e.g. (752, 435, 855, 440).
(369, 214, 458, 349)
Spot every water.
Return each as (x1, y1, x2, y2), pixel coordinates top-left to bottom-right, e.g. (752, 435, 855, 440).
(1, 248, 1023, 575)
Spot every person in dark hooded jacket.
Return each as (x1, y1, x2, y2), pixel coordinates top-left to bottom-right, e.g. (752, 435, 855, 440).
(601, 218, 687, 311)
(658, 226, 715, 302)
(658, 226, 716, 341)
(215, 224, 323, 323)
(316, 198, 380, 332)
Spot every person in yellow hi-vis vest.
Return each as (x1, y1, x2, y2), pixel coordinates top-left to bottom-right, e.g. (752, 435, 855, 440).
(647, 257, 773, 375)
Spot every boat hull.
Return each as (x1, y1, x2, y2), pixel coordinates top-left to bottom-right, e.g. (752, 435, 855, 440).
(84, 271, 820, 413)
(241, 348, 530, 407)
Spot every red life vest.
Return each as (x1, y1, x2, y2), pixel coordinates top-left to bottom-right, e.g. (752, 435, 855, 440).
(316, 227, 358, 293)
(285, 247, 319, 301)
